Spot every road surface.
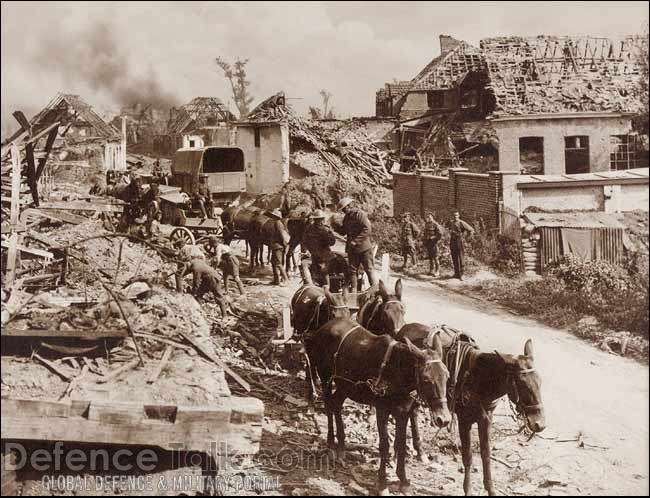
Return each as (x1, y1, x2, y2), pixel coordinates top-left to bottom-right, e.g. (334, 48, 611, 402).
(396, 276, 649, 495)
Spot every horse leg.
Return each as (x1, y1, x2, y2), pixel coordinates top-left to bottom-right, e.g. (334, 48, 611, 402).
(394, 410, 411, 494)
(376, 408, 390, 496)
(478, 415, 497, 496)
(459, 416, 474, 496)
(410, 405, 426, 463)
(332, 389, 347, 461)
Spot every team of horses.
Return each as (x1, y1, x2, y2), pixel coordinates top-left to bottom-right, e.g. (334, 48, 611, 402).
(291, 279, 546, 496)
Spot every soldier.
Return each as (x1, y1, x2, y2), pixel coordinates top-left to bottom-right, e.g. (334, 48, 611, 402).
(423, 213, 443, 276)
(213, 242, 245, 295)
(185, 259, 229, 317)
(195, 174, 215, 219)
(339, 197, 377, 290)
(144, 182, 161, 238)
(301, 209, 336, 286)
(267, 209, 290, 286)
(174, 240, 205, 292)
(400, 212, 420, 270)
(445, 211, 474, 280)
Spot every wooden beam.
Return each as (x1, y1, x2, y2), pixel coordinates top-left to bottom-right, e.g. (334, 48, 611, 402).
(2, 326, 127, 339)
(10, 144, 21, 225)
(147, 346, 173, 384)
(0, 240, 53, 259)
(23, 208, 89, 225)
(38, 200, 124, 213)
(4, 232, 20, 285)
(178, 331, 250, 392)
(0, 396, 264, 454)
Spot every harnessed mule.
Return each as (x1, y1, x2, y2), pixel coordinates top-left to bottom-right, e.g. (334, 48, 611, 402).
(305, 319, 450, 495)
(357, 279, 406, 336)
(397, 324, 546, 496)
(290, 285, 350, 406)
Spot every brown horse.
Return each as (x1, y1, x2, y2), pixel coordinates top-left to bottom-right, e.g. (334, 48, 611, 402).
(357, 279, 406, 336)
(290, 285, 350, 405)
(396, 324, 546, 496)
(285, 215, 310, 273)
(305, 320, 450, 495)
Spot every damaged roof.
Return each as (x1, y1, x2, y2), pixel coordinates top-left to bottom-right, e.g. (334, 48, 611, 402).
(30, 93, 120, 140)
(167, 97, 236, 135)
(380, 33, 646, 117)
(482, 35, 645, 116)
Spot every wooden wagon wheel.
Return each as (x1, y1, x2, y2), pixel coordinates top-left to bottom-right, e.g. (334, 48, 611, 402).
(170, 227, 195, 247)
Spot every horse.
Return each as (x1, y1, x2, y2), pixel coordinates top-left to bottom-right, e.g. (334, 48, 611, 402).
(357, 279, 406, 337)
(220, 206, 261, 258)
(304, 320, 451, 495)
(285, 215, 310, 273)
(396, 324, 546, 496)
(290, 285, 350, 406)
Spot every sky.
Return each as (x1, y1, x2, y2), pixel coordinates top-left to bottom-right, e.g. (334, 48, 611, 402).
(1, 1, 648, 135)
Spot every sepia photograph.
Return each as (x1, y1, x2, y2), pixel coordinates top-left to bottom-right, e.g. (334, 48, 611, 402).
(1, 1, 648, 495)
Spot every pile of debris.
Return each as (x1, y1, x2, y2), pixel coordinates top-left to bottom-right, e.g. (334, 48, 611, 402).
(247, 93, 394, 187)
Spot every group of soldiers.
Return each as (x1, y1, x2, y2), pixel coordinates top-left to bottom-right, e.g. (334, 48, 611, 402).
(400, 210, 474, 280)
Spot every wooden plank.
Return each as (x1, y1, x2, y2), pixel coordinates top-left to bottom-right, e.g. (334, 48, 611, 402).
(147, 346, 173, 384)
(0, 240, 53, 259)
(178, 331, 250, 392)
(96, 359, 140, 384)
(10, 144, 21, 225)
(0, 396, 263, 454)
(4, 232, 20, 285)
(23, 208, 88, 225)
(2, 326, 127, 339)
(32, 353, 72, 382)
(38, 200, 124, 213)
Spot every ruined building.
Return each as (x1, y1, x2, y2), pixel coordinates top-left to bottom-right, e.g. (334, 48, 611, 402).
(378, 34, 648, 175)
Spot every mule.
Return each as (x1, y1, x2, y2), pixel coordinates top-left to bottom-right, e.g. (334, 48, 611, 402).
(305, 320, 451, 495)
(357, 279, 406, 336)
(396, 324, 546, 496)
(290, 285, 350, 405)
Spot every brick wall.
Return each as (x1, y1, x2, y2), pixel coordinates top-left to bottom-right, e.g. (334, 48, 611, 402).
(455, 172, 498, 227)
(393, 170, 502, 229)
(421, 175, 449, 214)
(393, 173, 421, 216)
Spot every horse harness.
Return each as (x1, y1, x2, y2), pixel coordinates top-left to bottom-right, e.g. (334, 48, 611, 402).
(359, 297, 404, 335)
(292, 285, 347, 337)
(331, 324, 397, 397)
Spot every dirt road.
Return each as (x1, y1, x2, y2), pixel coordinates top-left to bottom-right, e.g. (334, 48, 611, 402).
(398, 276, 649, 495)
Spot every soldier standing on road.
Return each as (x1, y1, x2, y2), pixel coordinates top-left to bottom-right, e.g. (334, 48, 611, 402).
(445, 211, 474, 280)
(400, 212, 420, 270)
(423, 213, 443, 276)
(268, 209, 290, 286)
(338, 197, 378, 291)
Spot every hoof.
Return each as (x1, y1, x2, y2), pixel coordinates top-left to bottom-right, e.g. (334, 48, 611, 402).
(416, 453, 428, 464)
(399, 481, 411, 494)
(377, 486, 390, 496)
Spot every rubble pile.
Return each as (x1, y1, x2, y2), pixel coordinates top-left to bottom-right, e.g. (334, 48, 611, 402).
(247, 93, 393, 187)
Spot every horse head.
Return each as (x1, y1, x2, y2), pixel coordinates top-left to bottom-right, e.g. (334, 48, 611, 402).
(405, 335, 450, 428)
(323, 286, 350, 319)
(496, 339, 545, 433)
(377, 279, 406, 336)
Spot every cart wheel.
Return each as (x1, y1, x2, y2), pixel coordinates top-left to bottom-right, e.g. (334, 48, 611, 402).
(204, 236, 219, 256)
(170, 227, 195, 247)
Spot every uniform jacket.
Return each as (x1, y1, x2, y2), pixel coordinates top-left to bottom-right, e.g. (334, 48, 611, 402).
(401, 220, 420, 246)
(342, 208, 373, 253)
(303, 223, 336, 261)
(424, 220, 442, 242)
(270, 220, 291, 249)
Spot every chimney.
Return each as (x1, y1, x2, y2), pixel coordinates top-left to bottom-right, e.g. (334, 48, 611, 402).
(440, 35, 461, 55)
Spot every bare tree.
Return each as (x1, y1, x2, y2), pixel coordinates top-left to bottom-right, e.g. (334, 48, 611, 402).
(216, 57, 255, 118)
(319, 89, 334, 119)
(308, 106, 322, 120)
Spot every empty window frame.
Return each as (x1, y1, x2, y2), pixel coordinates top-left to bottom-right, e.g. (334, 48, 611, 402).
(427, 91, 445, 109)
(610, 135, 638, 170)
(254, 128, 261, 148)
(518, 137, 544, 174)
(564, 135, 590, 174)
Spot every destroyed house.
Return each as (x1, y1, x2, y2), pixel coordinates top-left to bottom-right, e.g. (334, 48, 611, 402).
(154, 97, 237, 156)
(28, 93, 120, 141)
(379, 34, 648, 175)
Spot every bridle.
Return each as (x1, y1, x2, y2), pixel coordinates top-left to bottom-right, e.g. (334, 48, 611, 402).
(412, 354, 449, 416)
(506, 365, 543, 416)
(363, 297, 405, 336)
